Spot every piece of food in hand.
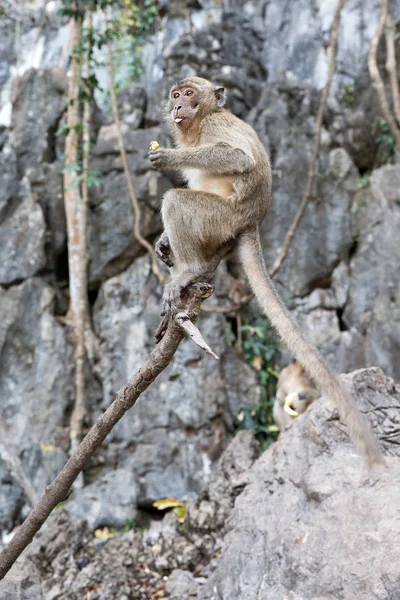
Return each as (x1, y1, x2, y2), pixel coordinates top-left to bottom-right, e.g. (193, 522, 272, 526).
(150, 140, 160, 150)
(283, 392, 300, 417)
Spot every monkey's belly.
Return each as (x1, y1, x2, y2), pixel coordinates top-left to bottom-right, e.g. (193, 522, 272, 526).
(185, 169, 234, 198)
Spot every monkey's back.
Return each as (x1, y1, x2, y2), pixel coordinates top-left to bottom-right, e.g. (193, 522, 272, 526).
(200, 110, 272, 225)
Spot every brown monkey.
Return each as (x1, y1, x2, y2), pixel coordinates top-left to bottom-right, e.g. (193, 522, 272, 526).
(149, 76, 384, 466)
(273, 362, 320, 430)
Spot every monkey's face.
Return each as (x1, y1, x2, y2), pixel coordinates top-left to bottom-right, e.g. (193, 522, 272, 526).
(169, 78, 226, 129)
(169, 84, 200, 128)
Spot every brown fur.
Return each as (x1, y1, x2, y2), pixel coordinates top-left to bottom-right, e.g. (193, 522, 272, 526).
(273, 362, 320, 430)
(150, 76, 384, 466)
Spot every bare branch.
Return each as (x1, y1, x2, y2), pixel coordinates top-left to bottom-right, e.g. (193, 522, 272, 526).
(106, 40, 166, 286)
(176, 312, 219, 359)
(269, 0, 345, 277)
(384, 13, 400, 126)
(368, 0, 400, 152)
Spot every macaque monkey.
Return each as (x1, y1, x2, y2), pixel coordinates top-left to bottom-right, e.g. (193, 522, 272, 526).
(273, 362, 320, 430)
(149, 76, 384, 466)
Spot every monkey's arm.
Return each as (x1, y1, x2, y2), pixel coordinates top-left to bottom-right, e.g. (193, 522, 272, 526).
(149, 144, 254, 175)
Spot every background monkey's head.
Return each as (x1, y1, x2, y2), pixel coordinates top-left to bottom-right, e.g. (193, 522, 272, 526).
(168, 77, 226, 130)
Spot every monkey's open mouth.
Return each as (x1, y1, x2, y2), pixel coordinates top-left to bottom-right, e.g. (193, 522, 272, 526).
(175, 117, 185, 123)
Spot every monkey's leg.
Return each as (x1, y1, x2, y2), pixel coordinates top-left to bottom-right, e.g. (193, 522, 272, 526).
(161, 189, 239, 315)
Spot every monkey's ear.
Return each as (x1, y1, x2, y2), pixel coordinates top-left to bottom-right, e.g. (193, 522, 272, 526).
(214, 85, 226, 107)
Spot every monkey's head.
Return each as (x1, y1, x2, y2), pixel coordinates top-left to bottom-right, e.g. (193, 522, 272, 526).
(168, 77, 226, 130)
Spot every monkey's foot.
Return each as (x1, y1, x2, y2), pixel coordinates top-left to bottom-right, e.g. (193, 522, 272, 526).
(155, 236, 174, 268)
(161, 282, 183, 316)
(155, 316, 169, 344)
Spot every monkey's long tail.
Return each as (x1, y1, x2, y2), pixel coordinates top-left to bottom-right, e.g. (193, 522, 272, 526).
(238, 227, 385, 467)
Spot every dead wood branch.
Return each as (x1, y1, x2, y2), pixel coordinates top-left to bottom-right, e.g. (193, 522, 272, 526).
(269, 0, 345, 277)
(106, 40, 166, 286)
(369, 0, 400, 151)
(176, 311, 219, 359)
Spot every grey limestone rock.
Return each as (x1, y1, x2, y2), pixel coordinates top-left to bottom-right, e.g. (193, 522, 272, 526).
(11, 68, 67, 171)
(93, 256, 259, 504)
(88, 125, 172, 286)
(65, 469, 138, 530)
(200, 367, 400, 600)
(0, 175, 46, 285)
(345, 165, 400, 381)
(0, 278, 73, 532)
(0, 557, 43, 600)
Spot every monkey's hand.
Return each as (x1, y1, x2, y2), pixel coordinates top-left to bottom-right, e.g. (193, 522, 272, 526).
(149, 147, 178, 171)
(155, 235, 174, 268)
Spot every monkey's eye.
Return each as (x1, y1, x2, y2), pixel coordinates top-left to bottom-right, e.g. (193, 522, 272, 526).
(173, 92, 180, 99)
(185, 90, 193, 96)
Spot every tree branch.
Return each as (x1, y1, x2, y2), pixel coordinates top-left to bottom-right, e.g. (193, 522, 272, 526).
(269, 0, 345, 277)
(368, 0, 400, 152)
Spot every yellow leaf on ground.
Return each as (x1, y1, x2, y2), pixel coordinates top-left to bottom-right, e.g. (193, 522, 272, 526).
(153, 497, 184, 510)
(94, 527, 114, 540)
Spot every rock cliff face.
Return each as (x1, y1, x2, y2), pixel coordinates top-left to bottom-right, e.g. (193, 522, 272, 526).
(2, 368, 399, 600)
(0, 0, 400, 594)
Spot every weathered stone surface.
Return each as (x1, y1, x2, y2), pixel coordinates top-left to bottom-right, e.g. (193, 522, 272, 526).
(0, 140, 18, 215)
(28, 162, 66, 263)
(117, 84, 147, 129)
(65, 469, 138, 529)
(0, 279, 73, 532)
(254, 103, 357, 296)
(11, 68, 67, 171)
(200, 368, 400, 599)
(0, 557, 43, 600)
(22, 431, 259, 599)
(92, 256, 259, 504)
(0, 175, 46, 285)
(15, 369, 400, 600)
(165, 569, 202, 599)
(345, 165, 400, 380)
(88, 125, 172, 285)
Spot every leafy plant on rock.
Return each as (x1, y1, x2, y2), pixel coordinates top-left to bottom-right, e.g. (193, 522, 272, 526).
(236, 316, 280, 450)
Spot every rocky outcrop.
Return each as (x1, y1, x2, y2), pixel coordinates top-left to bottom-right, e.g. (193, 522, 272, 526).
(0, 279, 73, 531)
(345, 165, 400, 381)
(5, 367, 398, 599)
(200, 368, 400, 600)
